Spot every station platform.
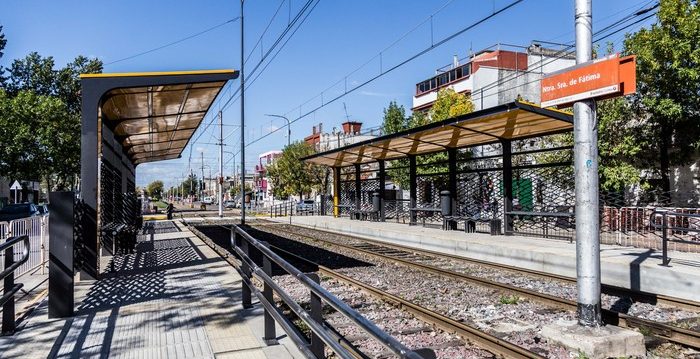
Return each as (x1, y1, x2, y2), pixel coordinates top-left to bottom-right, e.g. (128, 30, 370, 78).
(0, 220, 301, 359)
(276, 215, 700, 302)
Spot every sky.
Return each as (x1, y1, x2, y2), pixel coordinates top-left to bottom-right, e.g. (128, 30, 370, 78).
(0, 0, 657, 188)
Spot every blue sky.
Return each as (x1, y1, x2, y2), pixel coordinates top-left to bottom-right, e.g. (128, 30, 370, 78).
(0, 0, 656, 187)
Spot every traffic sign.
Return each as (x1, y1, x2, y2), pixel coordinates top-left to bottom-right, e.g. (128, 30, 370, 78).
(541, 54, 636, 108)
(10, 181, 21, 190)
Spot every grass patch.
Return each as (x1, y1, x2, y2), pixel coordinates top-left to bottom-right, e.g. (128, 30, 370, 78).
(154, 201, 168, 209)
(498, 294, 520, 305)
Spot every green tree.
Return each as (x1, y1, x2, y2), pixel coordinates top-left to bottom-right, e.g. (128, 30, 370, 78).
(381, 102, 410, 188)
(623, 0, 700, 192)
(180, 173, 201, 195)
(427, 87, 475, 122)
(0, 25, 7, 84)
(0, 89, 71, 188)
(266, 142, 326, 199)
(146, 180, 164, 200)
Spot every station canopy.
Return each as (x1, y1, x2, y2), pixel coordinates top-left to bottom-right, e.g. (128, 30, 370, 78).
(302, 101, 573, 167)
(81, 69, 238, 165)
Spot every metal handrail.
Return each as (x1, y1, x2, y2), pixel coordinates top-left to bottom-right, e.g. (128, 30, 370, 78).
(231, 225, 431, 359)
(0, 235, 30, 335)
(649, 209, 700, 266)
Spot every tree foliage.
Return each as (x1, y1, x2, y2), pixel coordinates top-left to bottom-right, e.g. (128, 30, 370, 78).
(266, 142, 328, 199)
(179, 173, 201, 195)
(146, 180, 164, 200)
(0, 33, 102, 190)
(381, 102, 410, 188)
(622, 0, 700, 192)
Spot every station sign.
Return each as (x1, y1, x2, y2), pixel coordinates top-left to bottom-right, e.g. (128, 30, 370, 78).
(540, 54, 636, 108)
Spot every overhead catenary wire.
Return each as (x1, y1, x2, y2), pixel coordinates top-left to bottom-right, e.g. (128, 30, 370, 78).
(105, 17, 240, 66)
(245, 0, 526, 148)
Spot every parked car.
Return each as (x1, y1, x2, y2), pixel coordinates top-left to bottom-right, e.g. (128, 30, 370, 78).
(224, 200, 237, 209)
(296, 200, 315, 212)
(37, 204, 49, 215)
(0, 203, 41, 221)
(202, 197, 214, 205)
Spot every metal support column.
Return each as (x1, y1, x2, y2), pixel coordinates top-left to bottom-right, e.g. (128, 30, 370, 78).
(354, 164, 361, 216)
(333, 167, 341, 217)
(574, 0, 602, 327)
(48, 191, 74, 318)
(502, 140, 513, 234)
(239, 0, 246, 225)
(261, 241, 278, 345)
(378, 160, 386, 221)
(447, 148, 457, 229)
(409, 155, 417, 225)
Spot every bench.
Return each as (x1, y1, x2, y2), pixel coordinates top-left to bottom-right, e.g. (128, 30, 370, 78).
(349, 208, 379, 221)
(409, 207, 442, 227)
(444, 214, 501, 235)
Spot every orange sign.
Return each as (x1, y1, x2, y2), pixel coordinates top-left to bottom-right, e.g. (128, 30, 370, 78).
(541, 54, 636, 108)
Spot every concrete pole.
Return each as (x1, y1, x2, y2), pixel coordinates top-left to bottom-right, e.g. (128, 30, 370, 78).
(574, 0, 602, 327)
(218, 111, 224, 217)
(240, 0, 246, 225)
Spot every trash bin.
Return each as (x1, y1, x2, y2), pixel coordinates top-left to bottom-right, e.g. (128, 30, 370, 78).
(440, 191, 451, 216)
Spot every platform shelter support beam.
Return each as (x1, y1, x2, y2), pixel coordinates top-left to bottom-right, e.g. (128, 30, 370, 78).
(502, 140, 513, 234)
(333, 167, 341, 217)
(354, 164, 361, 214)
(448, 148, 457, 229)
(378, 160, 386, 221)
(409, 155, 417, 225)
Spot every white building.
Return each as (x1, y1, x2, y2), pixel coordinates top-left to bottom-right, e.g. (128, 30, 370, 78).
(412, 43, 576, 111)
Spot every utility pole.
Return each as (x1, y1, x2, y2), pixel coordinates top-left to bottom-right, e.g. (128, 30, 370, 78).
(201, 152, 205, 202)
(218, 111, 224, 217)
(240, 0, 246, 224)
(574, 0, 601, 327)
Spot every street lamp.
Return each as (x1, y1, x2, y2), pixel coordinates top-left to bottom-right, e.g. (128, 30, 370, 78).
(265, 114, 291, 147)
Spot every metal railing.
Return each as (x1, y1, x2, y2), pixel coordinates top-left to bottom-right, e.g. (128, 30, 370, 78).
(0, 235, 30, 335)
(230, 225, 433, 359)
(269, 201, 329, 218)
(649, 209, 700, 266)
(0, 215, 48, 277)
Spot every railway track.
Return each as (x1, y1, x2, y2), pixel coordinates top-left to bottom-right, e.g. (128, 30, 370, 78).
(187, 222, 549, 359)
(254, 221, 700, 350)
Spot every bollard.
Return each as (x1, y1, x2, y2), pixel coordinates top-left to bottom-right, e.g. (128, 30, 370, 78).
(239, 232, 253, 309)
(307, 273, 324, 358)
(440, 190, 454, 229)
(661, 212, 669, 266)
(2, 245, 15, 335)
(260, 241, 278, 345)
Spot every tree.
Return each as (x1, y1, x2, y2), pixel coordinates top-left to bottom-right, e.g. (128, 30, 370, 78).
(381, 102, 410, 188)
(427, 88, 474, 122)
(266, 142, 326, 199)
(146, 180, 164, 200)
(0, 89, 70, 188)
(0, 26, 6, 84)
(623, 0, 700, 192)
(180, 173, 201, 195)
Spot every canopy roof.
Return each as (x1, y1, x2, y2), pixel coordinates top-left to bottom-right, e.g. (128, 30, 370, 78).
(303, 101, 572, 167)
(80, 69, 238, 165)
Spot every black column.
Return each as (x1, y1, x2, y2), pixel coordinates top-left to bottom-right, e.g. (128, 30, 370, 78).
(448, 148, 458, 229)
(378, 160, 386, 221)
(48, 192, 74, 318)
(79, 85, 100, 280)
(354, 164, 361, 214)
(409, 155, 417, 225)
(502, 140, 513, 234)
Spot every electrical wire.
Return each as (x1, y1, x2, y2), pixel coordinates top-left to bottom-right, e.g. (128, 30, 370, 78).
(105, 17, 240, 66)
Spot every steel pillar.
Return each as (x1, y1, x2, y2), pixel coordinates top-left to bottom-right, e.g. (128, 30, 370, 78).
(574, 0, 602, 327)
(378, 160, 386, 221)
(447, 148, 457, 229)
(333, 167, 341, 217)
(354, 164, 361, 215)
(502, 140, 513, 234)
(409, 155, 417, 225)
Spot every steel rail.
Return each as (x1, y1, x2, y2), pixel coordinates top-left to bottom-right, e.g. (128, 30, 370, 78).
(260, 224, 700, 349)
(264, 221, 700, 311)
(264, 239, 545, 359)
(232, 225, 430, 359)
